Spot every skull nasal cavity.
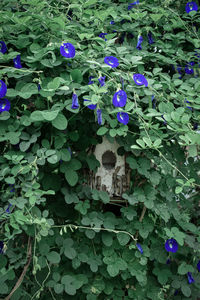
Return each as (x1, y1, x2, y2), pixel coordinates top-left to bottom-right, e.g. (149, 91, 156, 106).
(102, 151, 116, 170)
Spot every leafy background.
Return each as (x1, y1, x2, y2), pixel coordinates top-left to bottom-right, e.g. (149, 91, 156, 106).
(0, 0, 200, 299)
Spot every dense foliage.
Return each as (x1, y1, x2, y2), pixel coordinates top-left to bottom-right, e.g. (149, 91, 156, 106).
(0, 0, 200, 299)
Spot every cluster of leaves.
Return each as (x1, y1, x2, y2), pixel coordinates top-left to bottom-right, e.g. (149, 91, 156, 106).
(0, 0, 200, 299)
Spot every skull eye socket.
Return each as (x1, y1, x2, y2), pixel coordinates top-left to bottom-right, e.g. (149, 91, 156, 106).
(102, 150, 116, 170)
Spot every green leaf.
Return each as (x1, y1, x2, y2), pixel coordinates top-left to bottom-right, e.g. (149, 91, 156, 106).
(70, 69, 83, 83)
(30, 111, 44, 121)
(54, 283, 64, 294)
(41, 110, 59, 121)
(47, 77, 61, 90)
(188, 145, 197, 157)
(84, 0, 97, 7)
(52, 113, 68, 130)
(117, 233, 130, 246)
(107, 264, 119, 277)
(181, 284, 191, 297)
(46, 251, 61, 264)
(178, 262, 194, 275)
(99, 191, 110, 204)
(65, 169, 78, 186)
(96, 127, 108, 136)
(63, 238, 77, 259)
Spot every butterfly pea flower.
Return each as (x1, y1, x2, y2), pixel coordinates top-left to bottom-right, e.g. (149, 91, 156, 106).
(104, 56, 119, 68)
(9, 184, 15, 193)
(97, 109, 102, 125)
(136, 35, 143, 50)
(113, 90, 127, 107)
(0, 41, 7, 54)
(0, 241, 4, 254)
(147, 31, 154, 44)
(185, 65, 194, 74)
(0, 80, 7, 98)
(187, 272, 195, 284)
(136, 243, 143, 254)
(197, 260, 200, 271)
(71, 93, 79, 109)
(84, 99, 97, 110)
(174, 290, 179, 296)
(0, 99, 11, 113)
(166, 258, 171, 264)
(189, 61, 195, 66)
(117, 112, 129, 125)
(110, 20, 115, 25)
(88, 76, 94, 85)
(60, 42, 75, 58)
(133, 74, 148, 87)
(98, 76, 106, 87)
(185, 99, 192, 110)
(165, 238, 178, 253)
(193, 123, 198, 130)
(99, 33, 107, 41)
(38, 84, 41, 91)
(128, 1, 139, 10)
(185, 2, 198, 13)
(5, 204, 12, 213)
(13, 55, 22, 69)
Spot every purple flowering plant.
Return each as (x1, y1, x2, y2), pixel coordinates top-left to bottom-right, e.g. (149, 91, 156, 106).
(165, 239, 178, 253)
(13, 55, 22, 69)
(112, 90, 127, 107)
(104, 56, 119, 68)
(0, 41, 7, 54)
(185, 2, 198, 13)
(117, 112, 129, 125)
(60, 42, 76, 58)
(136, 35, 143, 50)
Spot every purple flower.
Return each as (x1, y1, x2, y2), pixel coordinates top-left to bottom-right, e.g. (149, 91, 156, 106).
(84, 99, 97, 110)
(152, 95, 156, 108)
(38, 84, 41, 91)
(71, 93, 79, 109)
(189, 61, 195, 66)
(185, 65, 194, 74)
(0, 241, 4, 254)
(185, 99, 192, 110)
(193, 123, 198, 130)
(166, 258, 171, 264)
(185, 2, 198, 13)
(112, 90, 127, 107)
(133, 74, 148, 87)
(0, 80, 7, 98)
(117, 112, 129, 125)
(128, 1, 139, 10)
(165, 238, 178, 253)
(162, 115, 167, 125)
(99, 33, 107, 41)
(174, 290, 179, 296)
(136, 35, 143, 50)
(67, 147, 72, 156)
(13, 55, 22, 69)
(98, 76, 106, 87)
(9, 184, 15, 193)
(0, 99, 11, 113)
(147, 31, 154, 44)
(97, 109, 102, 125)
(0, 41, 7, 54)
(104, 56, 119, 68)
(136, 243, 143, 254)
(187, 272, 195, 284)
(88, 76, 94, 85)
(197, 260, 200, 271)
(60, 42, 75, 58)
(5, 204, 12, 213)
(110, 21, 115, 25)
